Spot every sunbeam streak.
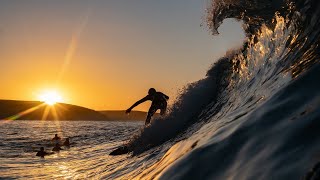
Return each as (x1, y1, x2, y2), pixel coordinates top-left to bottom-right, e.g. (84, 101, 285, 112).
(3, 103, 46, 121)
(57, 9, 92, 84)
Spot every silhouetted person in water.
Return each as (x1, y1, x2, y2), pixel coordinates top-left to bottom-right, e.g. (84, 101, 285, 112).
(126, 88, 169, 125)
(52, 143, 63, 152)
(36, 147, 52, 158)
(52, 134, 61, 144)
(63, 138, 70, 147)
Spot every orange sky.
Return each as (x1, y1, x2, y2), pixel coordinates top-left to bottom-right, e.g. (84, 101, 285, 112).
(0, 1, 244, 111)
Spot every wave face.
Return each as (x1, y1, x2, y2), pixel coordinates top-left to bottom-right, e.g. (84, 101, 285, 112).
(113, 0, 320, 179)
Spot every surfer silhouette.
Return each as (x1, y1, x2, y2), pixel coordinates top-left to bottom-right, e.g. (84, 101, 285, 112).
(36, 147, 53, 158)
(126, 88, 169, 125)
(52, 134, 61, 142)
(62, 138, 70, 147)
(52, 143, 63, 152)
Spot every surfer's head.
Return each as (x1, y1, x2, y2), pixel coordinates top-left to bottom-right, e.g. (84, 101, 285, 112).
(148, 88, 156, 95)
(40, 147, 44, 151)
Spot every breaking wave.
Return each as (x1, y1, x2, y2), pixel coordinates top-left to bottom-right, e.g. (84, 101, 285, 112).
(118, 0, 320, 179)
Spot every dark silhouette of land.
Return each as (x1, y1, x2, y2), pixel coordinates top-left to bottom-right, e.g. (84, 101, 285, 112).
(0, 100, 107, 121)
(0, 100, 153, 121)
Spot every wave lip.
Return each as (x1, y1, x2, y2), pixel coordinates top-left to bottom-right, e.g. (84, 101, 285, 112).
(206, 0, 287, 35)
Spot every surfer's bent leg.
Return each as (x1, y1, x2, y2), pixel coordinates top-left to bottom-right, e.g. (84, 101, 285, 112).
(146, 106, 157, 125)
(160, 101, 167, 116)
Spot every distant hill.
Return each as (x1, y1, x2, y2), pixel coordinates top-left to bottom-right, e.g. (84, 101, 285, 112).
(99, 110, 159, 121)
(0, 100, 107, 121)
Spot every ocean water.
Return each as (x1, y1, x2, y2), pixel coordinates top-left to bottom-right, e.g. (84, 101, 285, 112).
(2, 0, 320, 179)
(0, 121, 143, 179)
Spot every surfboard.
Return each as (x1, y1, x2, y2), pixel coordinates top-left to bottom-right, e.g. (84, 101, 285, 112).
(109, 146, 130, 156)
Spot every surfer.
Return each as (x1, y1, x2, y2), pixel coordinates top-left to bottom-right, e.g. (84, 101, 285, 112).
(52, 143, 63, 152)
(126, 88, 169, 125)
(62, 138, 70, 147)
(36, 147, 53, 158)
(52, 134, 61, 144)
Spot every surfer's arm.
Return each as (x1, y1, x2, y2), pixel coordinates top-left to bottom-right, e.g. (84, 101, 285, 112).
(126, 96, 150, 113)
(164, 94, 169, 100)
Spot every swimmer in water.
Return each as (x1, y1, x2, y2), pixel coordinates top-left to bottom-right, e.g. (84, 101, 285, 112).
(36, 147, 53, 158)
(52, 134, 61, 145)
(62, 138, 70, 147)
(52, 143, 63, 152)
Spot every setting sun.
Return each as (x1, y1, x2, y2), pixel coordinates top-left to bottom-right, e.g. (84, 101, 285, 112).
(38, 90, 63, 105)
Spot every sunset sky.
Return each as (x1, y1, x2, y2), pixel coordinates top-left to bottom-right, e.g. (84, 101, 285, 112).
(0, 0, 245, 111)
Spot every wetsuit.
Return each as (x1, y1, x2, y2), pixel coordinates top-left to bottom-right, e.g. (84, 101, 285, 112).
(147, 92, 168, 122)
(52, 146, 62, 152)
(52, 136, 61, 145)
(127, 91, 169, 125)
(63, 139, 70, 146)
(139, 92, 169, 124)
(36, 151, 49, 158)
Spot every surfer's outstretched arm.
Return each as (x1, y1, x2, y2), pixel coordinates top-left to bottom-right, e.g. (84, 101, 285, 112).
(126, 96, 150, 113)
(164, 94, 169, 100)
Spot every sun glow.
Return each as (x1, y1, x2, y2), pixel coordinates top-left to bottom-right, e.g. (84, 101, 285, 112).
(38, 90, 63, 105)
